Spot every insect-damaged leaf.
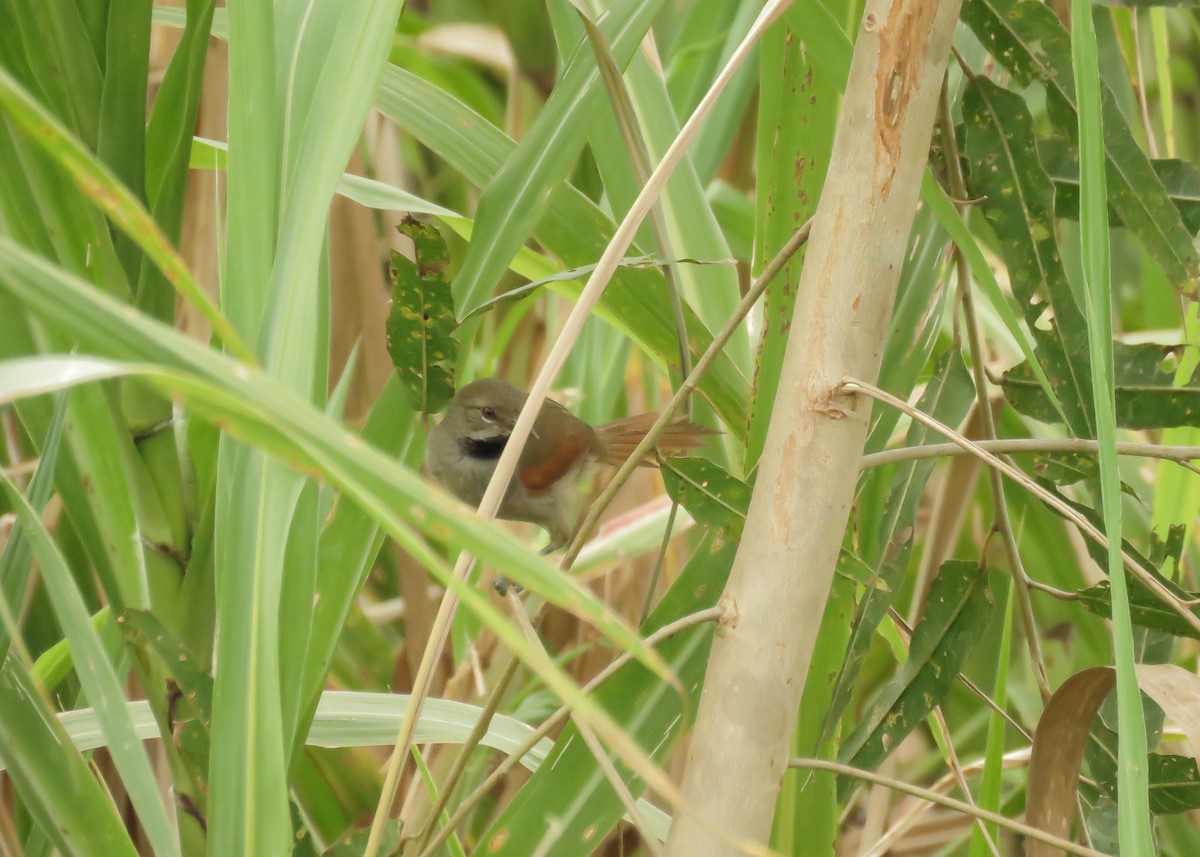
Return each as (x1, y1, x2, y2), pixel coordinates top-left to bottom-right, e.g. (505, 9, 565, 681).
(961, 76, 1094, 437)
(821, 352, 975, 752)
(385, 218, 458, 414)
(1038, 137, 1200, 234)
(961, 0, 1200, 292)
(1004, 341, 1200, 430)
(836, 560, 992, 799)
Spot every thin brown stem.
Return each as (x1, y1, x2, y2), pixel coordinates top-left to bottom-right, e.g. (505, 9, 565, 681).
(416, 606, 725, 857)
(562, 219, 813, 568)
(404, 653, 524, 855)
(841, 377, 1200, 635)
(787, 759, 1107, 857)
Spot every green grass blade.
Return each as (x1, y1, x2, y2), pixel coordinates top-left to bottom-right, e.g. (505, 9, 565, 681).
(0, 64, 252, 361)
(967, 572, 1013, 857)
(1071, 1, 1154, 851)
(0, 660, 139, 857)
(0, 251, 681, 744)
(0, 473, 180, 857)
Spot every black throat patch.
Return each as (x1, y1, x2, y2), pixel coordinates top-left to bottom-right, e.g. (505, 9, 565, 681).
(460, 434, 508, 460)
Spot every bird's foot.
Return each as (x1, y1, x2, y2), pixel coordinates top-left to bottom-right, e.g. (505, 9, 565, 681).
(493, 575, 524, 597)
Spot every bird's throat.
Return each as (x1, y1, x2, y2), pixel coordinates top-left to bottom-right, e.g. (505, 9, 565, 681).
(460, 434, 508, 460)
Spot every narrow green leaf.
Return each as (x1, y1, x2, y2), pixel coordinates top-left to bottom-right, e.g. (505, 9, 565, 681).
(961, 76, 1094, 435)
(660, 458, 750, 534)
(0, 474, 180, 857)
(824, 352, 975, 743)
(0, 64, 252, 362)
(1071, 0, 1154, 849)
(837, 561, 992, 798)
(450, 0, 666, 312)
(0, 660, 139, 857)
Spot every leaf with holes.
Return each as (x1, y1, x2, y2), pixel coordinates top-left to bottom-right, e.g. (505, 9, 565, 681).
(836, 560, 992, 799)
(1004, 341, 1200, 429)
(961, 0, 1200, 291)
(385, 218, 458, 414)
(822, 351, 974, 750)
(961, 76, 1094, 436)
(1039, 138, 1200, 234)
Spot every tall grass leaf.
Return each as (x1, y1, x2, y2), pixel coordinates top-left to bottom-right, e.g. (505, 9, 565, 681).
(1071, 1, 1154, 850)
(0, 474, 180, 857)
(0, 660, 140, 857)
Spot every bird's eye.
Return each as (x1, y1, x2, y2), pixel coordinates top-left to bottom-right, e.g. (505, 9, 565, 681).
(481, 406, 497, 423)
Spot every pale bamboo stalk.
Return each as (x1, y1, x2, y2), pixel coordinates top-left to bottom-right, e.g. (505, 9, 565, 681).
(662, 1, 964, 852)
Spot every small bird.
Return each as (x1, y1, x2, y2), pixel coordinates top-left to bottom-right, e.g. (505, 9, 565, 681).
(426, 378, 713, 582)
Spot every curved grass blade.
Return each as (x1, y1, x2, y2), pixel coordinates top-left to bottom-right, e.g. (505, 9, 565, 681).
(0, 660, 140, 857)
(0, 251, 680, 736)
(0, 64, 252, 363)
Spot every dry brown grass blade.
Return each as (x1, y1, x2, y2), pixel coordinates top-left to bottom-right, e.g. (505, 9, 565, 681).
(790, 759, 1107, 857)
(1025, 668, 1114, 857)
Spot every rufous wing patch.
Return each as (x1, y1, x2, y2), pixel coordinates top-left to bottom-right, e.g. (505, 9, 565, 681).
(517, 407, 595, 493)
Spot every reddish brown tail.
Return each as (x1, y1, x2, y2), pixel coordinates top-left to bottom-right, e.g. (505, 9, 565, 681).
(596, 413, 718, 466)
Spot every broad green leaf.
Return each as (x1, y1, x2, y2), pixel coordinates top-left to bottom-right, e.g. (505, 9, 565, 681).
(386, 218, 458, 414)
(1039, 138, 1200, 234)
(1145, 754, 1200, 815)
(960, 0, 1200, 291)
(836, 560, 992, 798)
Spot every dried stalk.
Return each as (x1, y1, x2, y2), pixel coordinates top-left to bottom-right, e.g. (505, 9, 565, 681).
(662, 1, 964, 852)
